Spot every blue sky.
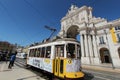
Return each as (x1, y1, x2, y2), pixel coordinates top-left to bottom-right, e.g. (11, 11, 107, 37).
(0, 0, 120, 46)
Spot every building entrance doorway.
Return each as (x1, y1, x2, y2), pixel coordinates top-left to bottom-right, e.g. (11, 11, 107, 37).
(100, 48, 111, 63)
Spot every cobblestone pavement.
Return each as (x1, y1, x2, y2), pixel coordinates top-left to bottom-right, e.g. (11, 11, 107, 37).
(83, 69, 120, 80)
(8, 58, 120, 80)
(0, 61, 46, 80)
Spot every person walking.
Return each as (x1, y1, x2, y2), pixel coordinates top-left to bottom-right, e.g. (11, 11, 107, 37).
(8, 51, 17, 69)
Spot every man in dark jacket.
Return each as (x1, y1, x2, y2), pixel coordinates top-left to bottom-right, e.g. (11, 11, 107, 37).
(8, 51, 17, 69)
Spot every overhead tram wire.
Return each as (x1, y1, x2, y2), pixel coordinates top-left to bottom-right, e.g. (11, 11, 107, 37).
(44, 25, 57, 40)
(0, 1, 33, 45)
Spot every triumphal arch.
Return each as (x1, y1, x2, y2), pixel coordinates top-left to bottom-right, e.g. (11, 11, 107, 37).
(58, 5, 120, 68)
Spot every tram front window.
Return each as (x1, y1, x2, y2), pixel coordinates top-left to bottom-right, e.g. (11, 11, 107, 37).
(55, 45, 64, 58)
(67, 43, 76, 58)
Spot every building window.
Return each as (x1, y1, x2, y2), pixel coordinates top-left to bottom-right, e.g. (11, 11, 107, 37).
(115, 26, 120, 31)
(99, 36, 105, 44)
(117, 34, 120, 42)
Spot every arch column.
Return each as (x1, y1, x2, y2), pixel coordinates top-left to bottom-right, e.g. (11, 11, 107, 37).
(92, 35, 100, 64)
(84, 34, 89, 56)
(83, 34, 91, 64)
(80, 34, 85, 57)
(79, 32, 90, 64)
(88, 35, 93, 64)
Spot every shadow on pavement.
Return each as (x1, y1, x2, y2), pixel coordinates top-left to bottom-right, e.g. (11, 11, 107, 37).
(0, 69, 12, 72)
(83, 72, 94, 80)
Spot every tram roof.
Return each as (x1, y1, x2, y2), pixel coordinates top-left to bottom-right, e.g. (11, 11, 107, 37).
(28, 38, 80, 49)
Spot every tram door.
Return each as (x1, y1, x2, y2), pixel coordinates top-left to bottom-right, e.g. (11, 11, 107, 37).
(54, 45, 64, 78)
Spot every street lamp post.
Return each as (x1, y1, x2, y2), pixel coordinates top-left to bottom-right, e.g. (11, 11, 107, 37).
(104, 29, 115, 69)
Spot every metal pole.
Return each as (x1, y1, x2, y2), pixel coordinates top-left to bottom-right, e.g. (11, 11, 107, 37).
(104, 30, 115, 69)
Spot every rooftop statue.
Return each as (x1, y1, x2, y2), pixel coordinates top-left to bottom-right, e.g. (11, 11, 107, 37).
(70, 4, 78, 11)
(67, 4, 78, 15)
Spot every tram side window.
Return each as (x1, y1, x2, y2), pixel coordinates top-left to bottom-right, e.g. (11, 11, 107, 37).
(34, 49, 37, 57)
(29, 49, 34, 57)
(55, 45, 64, 57)
(32, 49, 35, 57)
(33, 49, 37, 57)
(45, 46, 51, 58)
(60, 46, 64, 57)
(32, 49, 34, 57)
(36, 48, 41, 57)
(29, 49, 32, 57)
(55, 46, 59, 57)
(67, 43, 75, 58)
(41, 47, 45, 58)
(35, 48, 39, 57)
(77, 45, 81, 59)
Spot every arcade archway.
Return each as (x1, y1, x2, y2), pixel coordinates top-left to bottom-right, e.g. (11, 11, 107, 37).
(66, 25, 79, 39)
(100, 48, 111, 63)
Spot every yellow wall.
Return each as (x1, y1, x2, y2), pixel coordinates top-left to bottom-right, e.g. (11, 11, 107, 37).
(110, 27, 117, 43)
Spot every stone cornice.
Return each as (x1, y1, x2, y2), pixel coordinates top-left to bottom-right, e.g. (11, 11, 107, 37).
(89, 17, 107, 24)
(96, 24, 112, 30)
(96, 19, 120, 30)
(78, 23, 111, 31)
(110, 19, 120, 27)
(61, 6, 89, 22)
(78, 27, 87, 31)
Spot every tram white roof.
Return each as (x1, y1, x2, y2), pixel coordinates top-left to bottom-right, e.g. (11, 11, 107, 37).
(28, 38, 80, 49)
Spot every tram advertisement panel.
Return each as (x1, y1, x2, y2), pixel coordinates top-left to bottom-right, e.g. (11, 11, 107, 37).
(43, 59, 52, 73)
(66, 59, 81, 72)
(28, 57, 43, 69)
(27, 58, 52, 73)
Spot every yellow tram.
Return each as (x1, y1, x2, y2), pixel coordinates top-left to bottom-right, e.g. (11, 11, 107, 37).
(26, 38, 84, 79)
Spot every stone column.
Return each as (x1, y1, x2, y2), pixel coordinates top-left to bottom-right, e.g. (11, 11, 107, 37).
(80, 34, 85, 57)
(93, 34, 100, 65)
(93, 35, 98, 57)
(84, 34, 90, 64)
(88, 35, 93, 64)
(80, 33, 86, 64)
(84, 34, 89, 56)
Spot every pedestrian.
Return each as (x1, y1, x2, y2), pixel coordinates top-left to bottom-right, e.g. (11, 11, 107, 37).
(8, 51, 17, 69)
